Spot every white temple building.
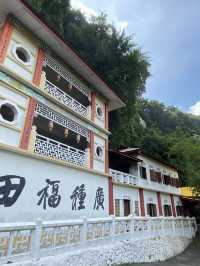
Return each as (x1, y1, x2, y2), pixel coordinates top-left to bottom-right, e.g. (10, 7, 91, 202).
(109, 148, 184, 218)
(0, 0, 124, 222)
(0, 1, 196, 265)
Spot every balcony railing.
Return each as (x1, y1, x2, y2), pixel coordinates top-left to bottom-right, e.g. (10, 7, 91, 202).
(110, 169, 181, 195)
(110, 169, 138, 186)
(44, 80, 88, 118)
(44, 55, 89, 97)
(34, 134, 87, 167)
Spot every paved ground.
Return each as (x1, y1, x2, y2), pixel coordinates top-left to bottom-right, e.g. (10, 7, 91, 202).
(123, 234, 200, 266)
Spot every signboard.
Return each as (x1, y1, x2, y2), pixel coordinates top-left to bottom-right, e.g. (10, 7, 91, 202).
(0, 149, 109, 222)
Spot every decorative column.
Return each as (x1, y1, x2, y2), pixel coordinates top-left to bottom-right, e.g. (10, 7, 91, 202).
(91, 92, 96, 121)
(170, 194, 176, 217)
(139, 188, 145, 216)
(105, 138, 109, 173)
(108, 176, 114, 215)
(105, 102, 109, 130)
(20, 97, 37, 150)
(157, 192, 163, 216)
(33, 48, 45, 86)
(119, 199, 124, 217)
(28, 126, 37, 152)
(89, 131, 94, 169)
(0, 17, 13, 63)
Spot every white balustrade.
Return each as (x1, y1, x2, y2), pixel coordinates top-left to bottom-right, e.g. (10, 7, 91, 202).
(44, 80, 88, 118)
(110, 169, 138, 186)
(34, 134, 87, 167)
(110, 169, 181, 195)
(0, 216, 196, 264)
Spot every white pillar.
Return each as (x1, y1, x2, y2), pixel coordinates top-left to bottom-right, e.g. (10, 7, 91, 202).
(120, 199, 124, 217)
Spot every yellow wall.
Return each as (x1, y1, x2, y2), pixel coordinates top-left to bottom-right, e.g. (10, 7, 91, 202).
(181, 187, 193, 197)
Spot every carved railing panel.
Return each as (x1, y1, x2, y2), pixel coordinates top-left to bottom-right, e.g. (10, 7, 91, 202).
(44, 80, 88, 118)
(34, 134, 87, 167)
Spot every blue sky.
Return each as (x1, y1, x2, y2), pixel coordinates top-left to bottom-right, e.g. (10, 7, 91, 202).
(71, 0, 200, 115)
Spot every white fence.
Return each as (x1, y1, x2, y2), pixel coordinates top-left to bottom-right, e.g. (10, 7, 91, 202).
(110, 169, 138, 186)
(0, 216, 196, 264)
(110, 168, 181, 195)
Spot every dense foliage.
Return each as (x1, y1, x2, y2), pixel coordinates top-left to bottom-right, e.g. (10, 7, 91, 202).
(135, 99, 200, 190)
(25, 0, 200, 194)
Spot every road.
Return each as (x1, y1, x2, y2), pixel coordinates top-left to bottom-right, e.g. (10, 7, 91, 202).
(122, 235, 200, 266)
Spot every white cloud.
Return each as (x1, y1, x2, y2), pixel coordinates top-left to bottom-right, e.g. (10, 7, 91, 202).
(116, 20, 128, 33)
(71, 0, 97, 20)
(189, 101, 200, 116)
(71, 0, 128, 33)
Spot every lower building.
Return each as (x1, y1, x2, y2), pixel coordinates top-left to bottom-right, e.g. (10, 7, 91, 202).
(109, 148, 184, 217)
(181, 187, 200, 221)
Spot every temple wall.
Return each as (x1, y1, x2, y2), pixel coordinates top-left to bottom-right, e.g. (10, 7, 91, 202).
(0, 148, 109, 222)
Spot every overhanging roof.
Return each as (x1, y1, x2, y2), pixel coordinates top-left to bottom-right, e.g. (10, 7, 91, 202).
(0, 0, 125, 111)
(109, 150, 142, 163)
(119, 147, 178, 170)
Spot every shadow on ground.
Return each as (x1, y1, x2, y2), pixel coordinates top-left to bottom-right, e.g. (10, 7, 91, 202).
(122, 233, 200, 266)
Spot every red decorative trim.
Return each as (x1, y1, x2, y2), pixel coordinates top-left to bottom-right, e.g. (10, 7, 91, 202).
(108, 176, 114, 215)
(91, 92, 96, 121)
(170, 194, 176, 217)
(139, 188, 145, 216)
(0, 18, 13, 63)
(20, 97, 37, 150)
(105, 139, 109, 173)
(89, 132, 94, 169)
(157, 192, 163, 216)
(105, 103, 109, 130)
(33, 48, 45, 86)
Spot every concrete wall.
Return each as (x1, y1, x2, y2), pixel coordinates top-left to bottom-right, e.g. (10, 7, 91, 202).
(137, 154, 179, 179)
(143, 190, 159, 215)
(4, 27, 38, 82)
(94, 94, 106, 129)
(113, 184, 140, 216)
(0, 83, 28, 147)
(11, 237, 193, 266)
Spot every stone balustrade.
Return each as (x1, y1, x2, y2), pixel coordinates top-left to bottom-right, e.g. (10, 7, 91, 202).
(0, 216, 196, 264)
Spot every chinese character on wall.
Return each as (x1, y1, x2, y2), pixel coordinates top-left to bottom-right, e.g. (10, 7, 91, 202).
(37, 179, 61, 210)
(70, 184, 86, 210)
(94, 187, 104, 210)
(0, 175, 25, 207)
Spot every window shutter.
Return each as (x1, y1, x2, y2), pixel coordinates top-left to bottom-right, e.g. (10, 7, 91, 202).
(150, 169, 155, 181)
(147, 204, 150, 216)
